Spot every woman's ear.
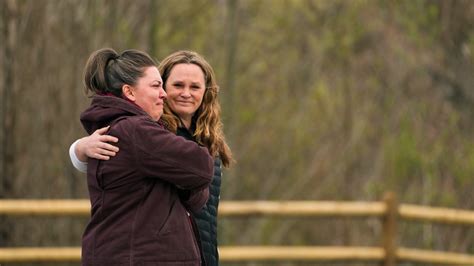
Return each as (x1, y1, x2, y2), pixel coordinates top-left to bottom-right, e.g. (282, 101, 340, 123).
(122, 84, 136, 102)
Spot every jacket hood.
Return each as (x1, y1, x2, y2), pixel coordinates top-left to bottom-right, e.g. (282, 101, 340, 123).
(80, 95, 148, 134)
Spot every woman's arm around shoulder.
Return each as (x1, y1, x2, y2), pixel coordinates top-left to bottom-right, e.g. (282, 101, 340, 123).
(68, 126, 119, 173)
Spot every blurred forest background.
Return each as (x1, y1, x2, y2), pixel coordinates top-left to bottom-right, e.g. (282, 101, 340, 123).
(1, 0, 474, 265)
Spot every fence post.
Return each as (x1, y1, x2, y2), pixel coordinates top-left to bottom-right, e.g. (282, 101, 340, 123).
(382, 192, 398, 266)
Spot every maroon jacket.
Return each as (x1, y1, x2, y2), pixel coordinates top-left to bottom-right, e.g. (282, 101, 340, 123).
(80, 95, 213, 266)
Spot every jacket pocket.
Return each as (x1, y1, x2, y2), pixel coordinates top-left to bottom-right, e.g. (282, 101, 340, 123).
(155, 198, 177, 236)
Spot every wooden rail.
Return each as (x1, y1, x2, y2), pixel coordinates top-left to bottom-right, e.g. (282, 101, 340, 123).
(0, 247, 386, 262)
(0, 199, 387, 217)
(1, 246, 474, 264)
(3, 200, 474, 225)
(1, 195, 474, 264)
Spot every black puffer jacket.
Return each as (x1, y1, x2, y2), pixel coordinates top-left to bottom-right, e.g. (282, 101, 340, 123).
(177, 127, 222, 266)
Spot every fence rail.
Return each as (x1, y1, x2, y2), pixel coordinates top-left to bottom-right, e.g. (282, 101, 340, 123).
(1, 193, 474, 265)
(3, 199, 474, 224)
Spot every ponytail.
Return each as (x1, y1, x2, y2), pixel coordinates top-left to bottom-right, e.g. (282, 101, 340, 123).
(83, 48, 157, 97)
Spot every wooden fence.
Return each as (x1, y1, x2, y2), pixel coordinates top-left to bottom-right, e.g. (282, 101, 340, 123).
(1, 193, 474, 265)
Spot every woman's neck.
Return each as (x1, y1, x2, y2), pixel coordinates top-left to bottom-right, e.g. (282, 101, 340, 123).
(180, 116, 192, 130)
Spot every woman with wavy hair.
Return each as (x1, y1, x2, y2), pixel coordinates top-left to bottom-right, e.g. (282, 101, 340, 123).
(70, 50, 233, 266)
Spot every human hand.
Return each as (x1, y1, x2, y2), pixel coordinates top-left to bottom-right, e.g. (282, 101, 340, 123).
(75, 126, 119, 161)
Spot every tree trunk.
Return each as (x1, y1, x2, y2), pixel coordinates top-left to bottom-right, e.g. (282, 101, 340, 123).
(0, 0, 18, 247)
(223, 0, 239, 126)
(1, 0, 17, 198)
(148, 0, 159, 57)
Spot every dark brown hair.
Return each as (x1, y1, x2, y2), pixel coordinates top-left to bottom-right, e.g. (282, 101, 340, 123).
(83, 48, 157, 96)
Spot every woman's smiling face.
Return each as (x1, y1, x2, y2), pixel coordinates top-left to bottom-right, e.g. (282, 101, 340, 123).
(164, 63, 206, 122)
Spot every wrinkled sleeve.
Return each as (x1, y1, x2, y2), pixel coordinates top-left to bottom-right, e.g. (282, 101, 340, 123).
(69, 139, 87, 173)
(133, 118, 213, 190)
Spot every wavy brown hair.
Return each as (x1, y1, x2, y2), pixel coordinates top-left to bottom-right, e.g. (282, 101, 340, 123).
(159, 51, 233, 167)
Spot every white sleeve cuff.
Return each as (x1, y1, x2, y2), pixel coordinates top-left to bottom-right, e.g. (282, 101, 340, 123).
(69, 139, 88, 173)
